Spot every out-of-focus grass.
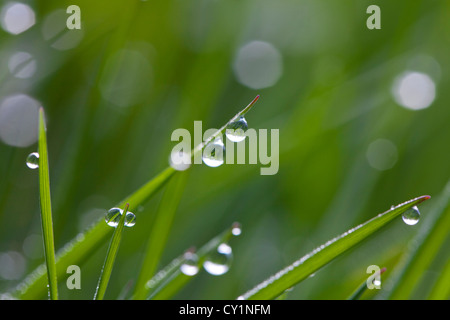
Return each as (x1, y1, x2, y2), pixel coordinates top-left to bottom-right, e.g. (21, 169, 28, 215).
(0, 0, 449, 299)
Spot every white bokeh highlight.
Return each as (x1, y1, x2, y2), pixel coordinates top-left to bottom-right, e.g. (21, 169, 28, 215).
(233, 41, 283, 89)
(0, 2, 35, 35)
(392, 71, 436, 110)
(366, 139, 398, 171)
(0, 94, 40, 147)
(42, 9, 84, 51)
(8, 51, 36, 79)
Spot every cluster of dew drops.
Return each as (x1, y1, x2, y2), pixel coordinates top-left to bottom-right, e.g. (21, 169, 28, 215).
(202, 116, 248, 167)
(179, 222, 242, 277)
(170, 116, 248, 170)
(105, 207, 136, 228)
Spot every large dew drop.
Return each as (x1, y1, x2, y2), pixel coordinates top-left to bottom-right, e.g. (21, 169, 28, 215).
(402, 206, 420, 225)
(226, 117, 248, 142)
(26, 152, 39, 169)
(105, 208, 122, 227)
(202, 139, 225, 167)
(203, 243, 233, 276)
(180, 251, 199, 276)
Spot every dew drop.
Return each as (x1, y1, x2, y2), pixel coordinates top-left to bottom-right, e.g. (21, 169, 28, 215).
(180, 251, 199, 276)
(402, 206, 420, 225)
(203, 243, 232, 276)
(105, 208, 122, 227)
(202, 139, 225, 167)
(231, 222, 242, 236)
(124, 212, 136, 227)
(26, 152, 39, 169)
(226, 117, 248, 142)
(169, 150, 191, 171)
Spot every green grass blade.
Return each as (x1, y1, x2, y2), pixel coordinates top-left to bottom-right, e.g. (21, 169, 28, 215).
(14, 167, 175, 299)
(239, 195, 431, 300)
(38, 107, 58, 300)
(14, 96, 259, 299)
(347, 267, 386, 300)
(146, 222, 240, 300)
(133, 171, 189, 299)
(387, 182, 450, 299)
(94, 204, 129, 300)
(427, 257, 450, 300)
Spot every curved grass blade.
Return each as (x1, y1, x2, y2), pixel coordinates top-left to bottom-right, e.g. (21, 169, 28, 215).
(348, 267, 386, 300)
(94, 204, 129, 300)
(387, 182, 450, 299)
(14, 96, 260, 300)
(133, 171, 189, 299)
(239, 195, 431, 300)
(38, 108, 58, 300)
(145, 222, 241, 300)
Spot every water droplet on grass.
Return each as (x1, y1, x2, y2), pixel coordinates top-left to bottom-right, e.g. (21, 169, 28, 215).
(124, 212, 136, 227)
(231, 222, 242, 236)
(402, 206, 420, 225)
(226, 117, 248, 142)
(26, 152, 39, 169)
(203, 243, 232, 276)
(180, 251, 199, 276)
(202, 139, 225, 167)
(105, 208, 122, 227)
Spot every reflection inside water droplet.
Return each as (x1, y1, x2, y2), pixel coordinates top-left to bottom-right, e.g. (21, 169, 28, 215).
(203, 243, 232, 276)
(226, 117, 248, 142)
(402, 206, 420, 225)
(26, 152, 39, 169)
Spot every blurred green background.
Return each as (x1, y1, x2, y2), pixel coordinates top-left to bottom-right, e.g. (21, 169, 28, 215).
(0, 0, 449, 299)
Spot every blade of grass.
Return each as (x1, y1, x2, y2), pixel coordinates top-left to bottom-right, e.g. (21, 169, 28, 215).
(133, 171, 189, 299)
(347, 267, 386, 300)
(14, 167, 176, 299)
(14, 96, 260, 300)
(239, 195, 431, 300)
(387, 181, 450, 299)
(427, 257, 450, 300)
(146, 222, 241, 300)
(38, 107, 58, 300)
(94, 203, 129, 300)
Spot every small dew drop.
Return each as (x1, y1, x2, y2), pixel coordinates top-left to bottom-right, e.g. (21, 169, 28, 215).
(226, 117, 248, 142)
(202, 139, 225, 167)
(169, 150, 191, 171)
(203, 243, 232, 276)
(105, 208, 122, 227)
(124, 212, 136, 227)
(26, 152, 39, 169)
(180, 251, 199, 276)
(402, 206, 420, 225)
(231, 222, 242, 236)
(373, 279, 381, 287)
